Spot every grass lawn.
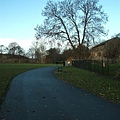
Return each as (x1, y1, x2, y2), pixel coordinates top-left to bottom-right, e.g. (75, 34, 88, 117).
(55, 66, 120, 104)
(73, 61, 120, 77)
(0, 63, 55, 109)
(109, 64, 120, 76)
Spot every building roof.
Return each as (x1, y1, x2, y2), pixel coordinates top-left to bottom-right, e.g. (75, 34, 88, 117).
(92, 37, 120, 49)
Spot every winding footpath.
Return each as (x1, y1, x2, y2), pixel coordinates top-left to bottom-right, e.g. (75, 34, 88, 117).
(0, 67, 120, 120)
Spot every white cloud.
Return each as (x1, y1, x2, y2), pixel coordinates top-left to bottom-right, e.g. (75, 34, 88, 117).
(0, 38, 34, 52)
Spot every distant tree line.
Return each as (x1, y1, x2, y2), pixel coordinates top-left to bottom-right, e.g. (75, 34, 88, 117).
(0, 42, 25, 56)
(0, 40, 90, 63)
(0, 35, 120, 63)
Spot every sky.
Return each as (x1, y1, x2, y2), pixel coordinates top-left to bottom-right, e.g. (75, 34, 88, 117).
(0, 0, 120, 51)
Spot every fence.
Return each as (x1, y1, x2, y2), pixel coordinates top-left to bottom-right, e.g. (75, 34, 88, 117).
(72, 59, 120, 78)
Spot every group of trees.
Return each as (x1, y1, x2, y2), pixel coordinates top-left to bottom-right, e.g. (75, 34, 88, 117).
(2, 0, 120, 63)
(0, 42, 27, 63)
(0, 40, 90, 63)
(0, 0, 109, 63)
(0, 42, 25, 56)
(0, 41, 46, 60)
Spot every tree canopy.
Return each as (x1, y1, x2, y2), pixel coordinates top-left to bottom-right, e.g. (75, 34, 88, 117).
(35, 0, 108, 49)
(8, 42, 25, 55)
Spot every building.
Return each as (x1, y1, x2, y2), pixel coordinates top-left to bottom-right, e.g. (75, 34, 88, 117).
(89, 37, 120, 62)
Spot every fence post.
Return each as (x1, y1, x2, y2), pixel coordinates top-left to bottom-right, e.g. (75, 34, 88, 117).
(102, 59, 104, 74)
(107, 59, 109, 76)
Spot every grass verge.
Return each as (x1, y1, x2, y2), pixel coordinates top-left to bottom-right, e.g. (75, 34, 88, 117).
(55, 66, 120, 104)
(0, 63, 55, 109)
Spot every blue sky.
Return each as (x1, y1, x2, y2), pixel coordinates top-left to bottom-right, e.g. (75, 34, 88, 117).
(0, 0, 120, 51)
(99, 0, 120, 38)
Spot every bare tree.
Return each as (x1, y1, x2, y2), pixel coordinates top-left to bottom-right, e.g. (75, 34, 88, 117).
(0, 45, 6, 54)
(8, 42, 25, 55)
(46, 48, 60, 63)
(16, 46, 25, 56)
(26, 41, 46, 62)
(8, 42, 19, 55)
(26, 47, 35, 58)
(0, 45, 6, 60)
(35, 0, 108, 49)
(35, 43, 46, 63)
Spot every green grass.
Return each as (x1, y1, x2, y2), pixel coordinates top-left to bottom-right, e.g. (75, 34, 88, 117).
(74, 61, 120, 77)
(1, 64, 119, 110)
(55, 66, 120, 104)
(0, 63, 55, 109)
(97, 63, 120, 76)
(109, 64, 120, 76)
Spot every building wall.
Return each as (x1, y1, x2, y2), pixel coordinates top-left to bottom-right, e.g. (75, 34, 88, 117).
(89, 37, 120, 60)
(89, 44, 105, 60)
(89, 37, 120, 61)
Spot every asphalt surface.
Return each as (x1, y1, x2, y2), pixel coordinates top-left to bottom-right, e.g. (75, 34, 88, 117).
(0, 67, 120, 120)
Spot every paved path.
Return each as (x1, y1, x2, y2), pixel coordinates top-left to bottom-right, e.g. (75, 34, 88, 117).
(0, 67, 120, 120)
